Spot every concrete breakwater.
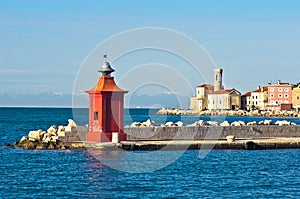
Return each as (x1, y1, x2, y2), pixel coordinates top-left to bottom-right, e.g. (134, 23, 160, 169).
(13, 124, 300, 150)
(55, 125, 300, 143)
(125, 126, 300, 141)
(57, 125, 300, 150)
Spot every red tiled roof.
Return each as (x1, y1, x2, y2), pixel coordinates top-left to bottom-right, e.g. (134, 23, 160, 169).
(196, 84, 214, 88)
(208, 89, 233, 95)
(85, 76, 128, 93)
(242, 92, 251, 97)
(263, 86, 268, 92)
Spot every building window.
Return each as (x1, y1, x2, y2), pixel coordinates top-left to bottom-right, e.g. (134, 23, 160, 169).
(256, 96, 258, 99)
(297, 96, 300, 100)
(284, 94, 289, 98)
(278, 94, 283, 98)
(270, 100, 274, 104)
(278, 88, 283, 92)
(279, 100, 282, 104)
(270, 94, 274, 98)
(270, 88, 274, 92)
(94, 112, 98, 121)
(284, 88, 289, 92)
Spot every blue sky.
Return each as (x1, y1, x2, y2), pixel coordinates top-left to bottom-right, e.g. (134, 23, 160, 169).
(0, 0, 300, 101)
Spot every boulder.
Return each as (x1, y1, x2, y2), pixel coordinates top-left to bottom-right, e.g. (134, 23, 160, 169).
(19, 136, 29, 144)
(47, 143, 56, 150)
(220, 121, 230, 126)
(47, 125, 57, 135)
(264, 120, 272, 125)
(57, 125, 66, 137)
(28, 130, 42, 141)
(22, 141, 36, 150)
(175, 121, 184, 127)
(50, 136, 58, 143)
(130, 122, 142, 127)
(165, 121, 175, 127)
(231, 121, 241, 126)
(239, 121, 246, 126)
(275, 120, 291, 126)
(247, 121, 257, 126)
(67, 119, 77, 127)
(197, 120, 208, 126)
(188, 121, 198, 127)
(42, 136, 51, 143)
(143, 119, 155, 127)
(207, 121, 219, 126)
(36, 143, 48, 150)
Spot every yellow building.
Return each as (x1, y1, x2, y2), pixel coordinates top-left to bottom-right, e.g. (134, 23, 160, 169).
(292, 84, 300, 111)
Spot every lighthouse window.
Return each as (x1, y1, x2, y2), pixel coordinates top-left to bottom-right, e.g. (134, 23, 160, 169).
(94, 112, 98, 121)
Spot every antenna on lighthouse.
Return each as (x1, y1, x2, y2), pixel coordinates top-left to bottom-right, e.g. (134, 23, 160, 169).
(98, 53, 115, 76)
(103, 53, 108, 62)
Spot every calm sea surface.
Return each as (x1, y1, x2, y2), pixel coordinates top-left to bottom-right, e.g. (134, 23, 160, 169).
(0, 108, 300, 198)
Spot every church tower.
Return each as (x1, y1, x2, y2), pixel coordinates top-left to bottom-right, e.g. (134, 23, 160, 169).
(214, 68, 223, 92)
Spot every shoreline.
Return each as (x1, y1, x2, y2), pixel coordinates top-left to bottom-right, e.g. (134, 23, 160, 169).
(157, 108, 300, 118)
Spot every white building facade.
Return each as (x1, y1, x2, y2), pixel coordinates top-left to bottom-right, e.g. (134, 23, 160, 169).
(208, 89, 241, 111)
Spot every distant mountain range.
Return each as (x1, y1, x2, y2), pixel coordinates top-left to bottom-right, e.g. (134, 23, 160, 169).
(0, 91, 190, 108)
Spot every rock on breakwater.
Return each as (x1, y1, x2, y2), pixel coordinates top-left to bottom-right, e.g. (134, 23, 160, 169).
(14, 119, 79, 150)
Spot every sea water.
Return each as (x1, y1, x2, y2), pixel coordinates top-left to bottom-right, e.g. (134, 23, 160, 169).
(0, 108, 300, 198)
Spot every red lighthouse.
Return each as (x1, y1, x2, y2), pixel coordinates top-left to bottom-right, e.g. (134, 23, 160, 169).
(85, 54, 128, 142)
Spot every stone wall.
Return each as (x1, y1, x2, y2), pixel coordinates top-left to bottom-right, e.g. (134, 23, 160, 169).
(59, 126, 88, 142)
(125, 126, 300, 141)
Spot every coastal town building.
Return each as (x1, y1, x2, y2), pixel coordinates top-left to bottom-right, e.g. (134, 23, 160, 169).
(190, 68, 241, 111)
(241, 92, 251, 110)
(190, 84, 214, 111)
(266, 80, 293, 111)
(191, 69, 299, 112)
(208, 89, 241, 110)
(292, 83, 300, 111)
(241, 86, 267, 110)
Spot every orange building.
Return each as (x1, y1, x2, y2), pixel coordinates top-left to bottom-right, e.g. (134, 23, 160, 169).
(266, 81, 292, 111)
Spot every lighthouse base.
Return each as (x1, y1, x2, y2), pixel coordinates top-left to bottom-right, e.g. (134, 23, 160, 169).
(86, 132, 126, 142)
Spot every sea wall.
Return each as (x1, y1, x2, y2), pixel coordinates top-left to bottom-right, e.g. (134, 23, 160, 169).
(59, 125, 300, 142)
(125, 126, 300, 141)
